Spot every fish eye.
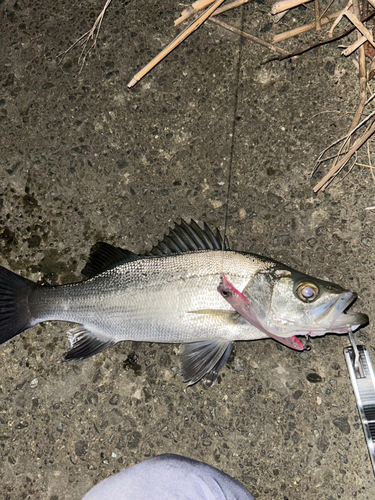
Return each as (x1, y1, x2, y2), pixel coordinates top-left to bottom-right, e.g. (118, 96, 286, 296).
(222, 290, 229, 297)
(296, 282, 319, 303)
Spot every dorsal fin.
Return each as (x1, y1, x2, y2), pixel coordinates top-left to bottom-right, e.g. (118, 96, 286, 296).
(146, 219, 230, 257)
(82, 242, 140, 278)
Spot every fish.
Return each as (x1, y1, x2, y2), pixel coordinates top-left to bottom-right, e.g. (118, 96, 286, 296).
(81, 453, 255, 500)
(0, 219, 368, 386)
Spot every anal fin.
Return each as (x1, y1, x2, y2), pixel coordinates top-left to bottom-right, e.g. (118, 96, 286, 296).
(181, 339, 233, 386)
(62, 326, 116, 361)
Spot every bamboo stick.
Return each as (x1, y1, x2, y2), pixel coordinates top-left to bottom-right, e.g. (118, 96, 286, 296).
(210, 16, 290, 55)
(128, 0, 226, 88)
(271, 0, 313, 15)
(273, 11, 341, 42)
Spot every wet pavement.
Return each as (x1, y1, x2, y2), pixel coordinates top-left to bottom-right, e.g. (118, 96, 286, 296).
(1, 0, 375, 498)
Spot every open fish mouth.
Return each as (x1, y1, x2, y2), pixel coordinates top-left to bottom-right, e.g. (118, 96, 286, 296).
(310, 291, 369, 335)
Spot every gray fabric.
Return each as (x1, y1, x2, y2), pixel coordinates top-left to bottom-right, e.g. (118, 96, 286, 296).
(82, 454, 255, 500)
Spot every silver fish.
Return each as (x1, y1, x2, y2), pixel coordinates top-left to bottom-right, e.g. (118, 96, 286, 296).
(0, 220, 368, 386)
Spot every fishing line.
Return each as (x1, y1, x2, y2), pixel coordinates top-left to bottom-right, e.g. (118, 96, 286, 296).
(222, 7, 246, 259)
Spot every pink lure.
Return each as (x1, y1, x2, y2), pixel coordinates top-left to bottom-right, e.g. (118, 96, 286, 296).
(217, 274, 305, 351)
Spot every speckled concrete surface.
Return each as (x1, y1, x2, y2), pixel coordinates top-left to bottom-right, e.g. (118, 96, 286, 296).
(1, 1, 375, 499)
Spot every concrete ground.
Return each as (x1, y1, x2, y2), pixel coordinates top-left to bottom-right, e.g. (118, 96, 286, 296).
(1, 0, 375, 498)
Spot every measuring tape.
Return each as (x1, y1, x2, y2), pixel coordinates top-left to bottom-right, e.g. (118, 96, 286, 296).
(344, 331, 375, 475)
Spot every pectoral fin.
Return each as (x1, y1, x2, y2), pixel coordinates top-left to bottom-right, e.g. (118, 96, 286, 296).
(181, 339, 233, 386)
(62, 326, 116, 361)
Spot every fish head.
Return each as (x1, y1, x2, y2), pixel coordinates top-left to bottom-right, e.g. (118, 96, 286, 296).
(241, 265, 368, 338)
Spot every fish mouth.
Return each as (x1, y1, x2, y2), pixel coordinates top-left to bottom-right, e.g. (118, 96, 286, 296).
(309, 291, 368, 336)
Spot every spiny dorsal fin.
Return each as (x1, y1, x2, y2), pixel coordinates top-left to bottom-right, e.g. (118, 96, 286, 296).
(82, 242, 140, 278)
(146, 219, 230, 257)
(82, 220, 230, 276)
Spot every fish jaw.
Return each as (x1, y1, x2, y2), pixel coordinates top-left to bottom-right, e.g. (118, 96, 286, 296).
(218, 274, 305, 351)
(307, 291, 368, 336)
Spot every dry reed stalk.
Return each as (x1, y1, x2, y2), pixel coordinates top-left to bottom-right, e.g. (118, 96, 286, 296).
(212, 0, 251, 16)
(308, 0, 371, 192)
(271, 0, 313, 15)
(319, 0, 338, 20)
(176, 0, 251, 26)
(315, 0, 322, 31)
(175, 0, 217, 26)
(347, 0, 367, 133)
(356, 162, 375, 168)
(328, 1, 352, 37)
(313, 122, 375, 192)
(313, 119, 375, 192)
(345, 9, 375, 46)
(342, 35, 366, 56)
(58, 0, 113, 69)
(273, 11, 341, 42)
(367, 141, 375, 185)
(312, 110, 375, 173)
(273, 10, 289, 22)
(266, 9, 375, 63)
(128, 0, 226, 88)
(209, 16, 290, 55)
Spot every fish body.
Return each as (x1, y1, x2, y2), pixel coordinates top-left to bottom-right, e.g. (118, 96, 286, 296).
(0, 220, 368, 385)
(29, 250, 269, 344)
(82, 454, 255, 500)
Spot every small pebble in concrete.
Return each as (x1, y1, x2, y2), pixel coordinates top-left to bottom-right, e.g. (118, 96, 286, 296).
(361, 238, 371, 247)
(306, 373, 322, 383)
(333, 417, 351, 435)
(299, 351, 311, 361)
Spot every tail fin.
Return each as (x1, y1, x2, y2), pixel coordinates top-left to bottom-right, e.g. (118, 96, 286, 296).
(0, 266, 38, 345)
